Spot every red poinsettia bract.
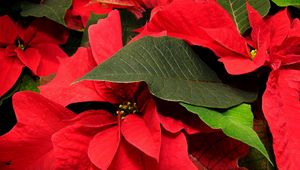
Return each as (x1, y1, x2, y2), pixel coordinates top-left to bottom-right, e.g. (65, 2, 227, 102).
(135, 0, 300, 167)
(65, 0, 112, 30)
(40, 9, 249, 169)
(135, 0, 300, 75)
(262, 69, 300, 169)
(0, 91, 197, 169)
(0, 16, 68, 97)
(40, 10, 123, 106)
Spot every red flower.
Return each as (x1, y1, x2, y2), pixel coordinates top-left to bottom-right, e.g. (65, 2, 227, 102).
(0, 90, 198, 169)
(39, 9, 249, 169)
(135, 0, 300, 75)
(0, 15, 23, 98)
(16, 18, 69, 76)
(38, 11, 200, 169)
(0, 16, 68, 97)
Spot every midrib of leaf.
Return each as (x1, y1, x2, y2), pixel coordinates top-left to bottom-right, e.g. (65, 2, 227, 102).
(217, 0, 270, 34)
(229, 0, 248, 34)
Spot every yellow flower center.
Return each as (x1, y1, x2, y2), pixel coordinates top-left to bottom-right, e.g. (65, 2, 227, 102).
(116, 101, 138, 118)
(16, 39, 25, 51)
(250, 49, 257, 59)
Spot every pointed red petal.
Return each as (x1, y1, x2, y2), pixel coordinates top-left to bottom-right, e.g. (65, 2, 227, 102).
(68, 110, 117, 127)
(121, 114, 160, 161)
(0, 131, 54, 170)
(137, 0, 245, 55)
(13, 91, 75, 128)
(15, 48, 41, 75)
(0, 92, 75, 169)
(39, 47, 104, 106)
(159, 131, 197, 169)
(0, 51, 23, 97)
(88, 126, 120, 170)
(89, 10, 123, 65)
(246, 3, 265, 47)
(266, 9, 290, 48)
(188, 132, 248, 169)
(52, 125, 100, 169)
(0, 15, 17, 44)
(218, 56, 263, 75)
(33, 43, 68, 76)
(262, 69, 300, 170)
(108, 139, 157, 170)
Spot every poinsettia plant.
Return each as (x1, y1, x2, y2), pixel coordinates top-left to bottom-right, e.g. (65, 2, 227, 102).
(0, 0, 299, 169)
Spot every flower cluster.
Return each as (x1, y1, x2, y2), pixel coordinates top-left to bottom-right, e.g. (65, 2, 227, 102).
(0, 0, 299, 169)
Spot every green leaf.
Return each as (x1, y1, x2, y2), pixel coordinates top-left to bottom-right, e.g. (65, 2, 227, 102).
(20, 0, 72, 26)
(0, 74, 39, 106)
(80, 36, 256, 108)
(271, 0, 300, 6)
(81, 13, 107, 46)
(181, 103, 273, 165)
(120, 9, 150, 45)
(18, 74, 40, 92)
(217, 0, 270, 34)
(239, 120, 275, 170)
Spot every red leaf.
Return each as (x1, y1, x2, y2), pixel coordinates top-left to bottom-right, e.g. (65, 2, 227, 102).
(0, 92, 76, 169)
(136, 0, 238, 48)
(68, 110, 117, 128)
(134, 0, 264, 75)
(121, 114, 160, 161)
(89, 10, 123, 65)
(39, 47, 104, 106)
(32, 43, 68, 76)
(12, 92, 75, 129)
(88, 126, 120, 170)
(52, 125, 99, 169)
(0, 51, 23, 97)
(108, 139, 157, 170)
(262, 69, 300, 169)
(159, 131, 197, 169)
(15, 48, 41, 75)
(266, 9, 290, 48)
(0, 15, 17, 45)
(188, 132, 248, 170)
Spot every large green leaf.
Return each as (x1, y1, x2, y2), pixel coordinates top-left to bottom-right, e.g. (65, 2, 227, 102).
(80, 36, 256, 108)
(217, 0, 270, 34)
(271, 0, 300, 6)
(20, 0, 72, 26)
(181, 103, 273, 165)
(239, 120, 275, 170)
